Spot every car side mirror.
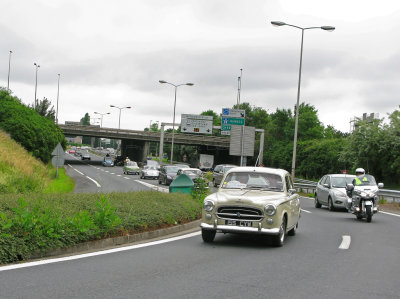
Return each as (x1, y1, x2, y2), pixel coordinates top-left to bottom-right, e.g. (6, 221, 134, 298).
(378, 183, 384, 189)
(346, 184, 354, 191)
(289, 188, 297, 195)
(323, 183, 330, 188)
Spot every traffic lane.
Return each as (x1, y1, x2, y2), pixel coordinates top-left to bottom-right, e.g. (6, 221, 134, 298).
(3, 198, 400, 298)
(65, 156, 150, 193)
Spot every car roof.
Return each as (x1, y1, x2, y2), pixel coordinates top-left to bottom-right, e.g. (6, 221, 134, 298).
(215, 164, 237, 168)
(327, 174, 356, 177)
(226, 166, 289, 177)
(181, 168, 201, 171)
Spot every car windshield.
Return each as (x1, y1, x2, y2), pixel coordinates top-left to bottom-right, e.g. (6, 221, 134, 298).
(221, 172, 284, 191)
(146, 166, 157, 170)
(331, 176, 355, 188)
(223, 166, 235, 173)
(183, 170, 201, 175)
(126, 161, 137, 167)
(355, 174, 377, 186)
(165, 167, 179, 174)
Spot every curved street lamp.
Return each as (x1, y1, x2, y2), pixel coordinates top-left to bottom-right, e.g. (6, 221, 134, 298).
(109, 105, 131, 130)
(94, 111, 111, 128)
(159, 80, 194, 164)
(271, 21, 335, 179)
(34, 62, 40, 109)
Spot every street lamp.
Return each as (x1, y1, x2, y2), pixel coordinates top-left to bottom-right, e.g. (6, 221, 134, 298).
(159, 80, 194, 164)
(94, 111, 111, 128)
(7, 50, 12, 91)
(109, 105, 131, 130)
(56, 74, 60, 124)
(34, 62, 40, 109)
(271, 21, 335, 179)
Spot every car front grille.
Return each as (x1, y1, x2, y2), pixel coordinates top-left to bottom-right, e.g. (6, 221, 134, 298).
(217, 206, 264, 221)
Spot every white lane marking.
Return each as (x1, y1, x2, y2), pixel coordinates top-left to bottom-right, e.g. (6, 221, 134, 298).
(0, 231, 200, 272)
(135, 180, 169, 193)
(105, 171, 109, 173)
(116, 175, 121, 177)
(110, 173, 115, 175)
(301, 209, 312, 214)
(85, 176, 101, 188)
(339, 235, 351, 250)
(68, 165, 84, 176)
(124, 177, 130, 180)
(380, 211, 400, 218)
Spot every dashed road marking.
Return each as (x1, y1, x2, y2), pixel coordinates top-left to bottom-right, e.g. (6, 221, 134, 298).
(301, 209, 312, 214)
(110, 173, 115, 175)
(339, 235, 351, 250)
(135, 180, 169, 193)
(380, 211, 400, 218)
(85, 176, 101, 188)
(124, 177, 130, 180)
(116, 175, 121, 177)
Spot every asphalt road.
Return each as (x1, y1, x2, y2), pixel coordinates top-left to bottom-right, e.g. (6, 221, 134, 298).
(64, 152, 218, 193)
(1, 196, 400, 298)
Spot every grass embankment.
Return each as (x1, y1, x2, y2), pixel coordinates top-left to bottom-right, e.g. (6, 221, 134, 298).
(0, 192, 201, 264)
(0, 130, 74, 194)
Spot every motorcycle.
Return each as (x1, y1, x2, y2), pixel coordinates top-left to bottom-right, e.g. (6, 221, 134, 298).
(345, 174, 384, 223)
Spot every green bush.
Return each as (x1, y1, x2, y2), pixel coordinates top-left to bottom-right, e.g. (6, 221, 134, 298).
(0, 88, 66, 163)
(0, 191, 201, 264)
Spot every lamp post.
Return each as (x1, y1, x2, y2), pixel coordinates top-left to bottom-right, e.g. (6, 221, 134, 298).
(7, 50, 12, 91)
(56, 74, 60, 124)
(94, 112, 110, 128)
(34, 62, 40, 109)
(159, 80, 194, 164)
(109, 105, 131, 130)
(271, 21, 335, 179)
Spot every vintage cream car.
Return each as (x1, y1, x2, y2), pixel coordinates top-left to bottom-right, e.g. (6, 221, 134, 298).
(200, 167, 301, 246)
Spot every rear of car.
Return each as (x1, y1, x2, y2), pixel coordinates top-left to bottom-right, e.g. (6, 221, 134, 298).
(212, 164, 237, 187)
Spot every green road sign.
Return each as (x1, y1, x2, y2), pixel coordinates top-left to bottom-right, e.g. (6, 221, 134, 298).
(222, 117, 245, 126)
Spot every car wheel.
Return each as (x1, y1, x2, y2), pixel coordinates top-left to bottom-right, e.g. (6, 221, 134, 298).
(288, 222, 298, 236)
(201, 229, 216, 243)
(213, 179, 217, 187)
(328, 197, 335, 211)
(158, 179, 161, 184)
(315, 195, 322, 208)
(272, 216, 287, 247)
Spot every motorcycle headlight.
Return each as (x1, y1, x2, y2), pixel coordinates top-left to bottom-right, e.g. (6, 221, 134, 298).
(203, 200, 215, 212)
(367, 192, 376, 198)
(264, 204, 276, 216)
(360, 191, 368, 197)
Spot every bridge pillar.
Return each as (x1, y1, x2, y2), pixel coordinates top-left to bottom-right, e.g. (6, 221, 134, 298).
(121, 139, 149, 164)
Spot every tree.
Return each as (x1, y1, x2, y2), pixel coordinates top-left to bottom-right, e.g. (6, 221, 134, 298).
(34, 97, 55, 120)
(80, 113, 90, 125)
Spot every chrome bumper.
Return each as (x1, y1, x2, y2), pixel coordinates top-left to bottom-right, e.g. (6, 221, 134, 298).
(200, 222, 280, 235)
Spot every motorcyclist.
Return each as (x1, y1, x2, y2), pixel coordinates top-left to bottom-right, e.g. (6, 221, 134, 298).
(350, 168, 369, 211)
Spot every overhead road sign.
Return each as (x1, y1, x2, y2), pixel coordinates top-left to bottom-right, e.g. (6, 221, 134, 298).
(181, 114, 213, 134)
(221, 108, 245, 135)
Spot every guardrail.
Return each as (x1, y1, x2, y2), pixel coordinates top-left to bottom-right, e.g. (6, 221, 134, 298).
(293, 179, 400, 203)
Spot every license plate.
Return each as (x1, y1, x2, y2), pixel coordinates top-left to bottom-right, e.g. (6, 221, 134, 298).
(226, 220, 253, 227)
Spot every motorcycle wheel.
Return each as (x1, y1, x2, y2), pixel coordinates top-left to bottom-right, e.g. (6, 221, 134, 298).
(366, 206, 372, 223)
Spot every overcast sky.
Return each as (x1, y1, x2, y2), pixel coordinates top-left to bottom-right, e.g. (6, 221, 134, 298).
(1, 0, 400, 133)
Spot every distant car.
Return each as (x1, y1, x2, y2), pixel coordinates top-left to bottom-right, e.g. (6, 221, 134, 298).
(81, 151, 91, 160)
(315, 174, 356, 211)
(146, 159, 160, 170)
(123, 161, 140, 175)
(212, 164, 238, 187)
(103, 156, 114, 167)
(158, 165, 180, 185)
(177, 168, 203, 182)
(68, 149, 76, 154)
(174, 163, 190, 169)
(140, 165, 159, 179)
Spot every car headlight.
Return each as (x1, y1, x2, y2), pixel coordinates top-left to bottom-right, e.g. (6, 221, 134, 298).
(264, 204, 276, 216)
(167, 175, 172, 179)
(333, 190, 347, 198)
(203, 200, 215, 212)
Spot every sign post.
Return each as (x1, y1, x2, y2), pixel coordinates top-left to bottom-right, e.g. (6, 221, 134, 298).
(51, 143, 65, 178)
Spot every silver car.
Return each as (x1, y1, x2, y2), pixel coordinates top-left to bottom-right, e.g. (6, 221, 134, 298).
(315, 174, 355, 211)
(212, 164, 237, 187)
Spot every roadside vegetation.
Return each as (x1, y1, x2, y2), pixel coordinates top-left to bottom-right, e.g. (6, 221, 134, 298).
(0, 192, 200, 264)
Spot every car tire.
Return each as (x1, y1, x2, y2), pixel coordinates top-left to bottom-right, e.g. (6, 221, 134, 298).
(328, 197, 335, 211)
(315, 195, 322, 208)
(201, 229, 216, 243)
(288, 222, 297, 236)
(213, 179, 217, 187)
(158, 179, 161, 185)
(272, 216, 287, 247)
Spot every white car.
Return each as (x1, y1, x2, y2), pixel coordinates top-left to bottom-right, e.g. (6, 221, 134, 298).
(140, 165, 159, 179)
(200, 167, 301, 247)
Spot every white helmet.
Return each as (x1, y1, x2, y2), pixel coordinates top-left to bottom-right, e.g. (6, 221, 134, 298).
(355, 168, 365, 175)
